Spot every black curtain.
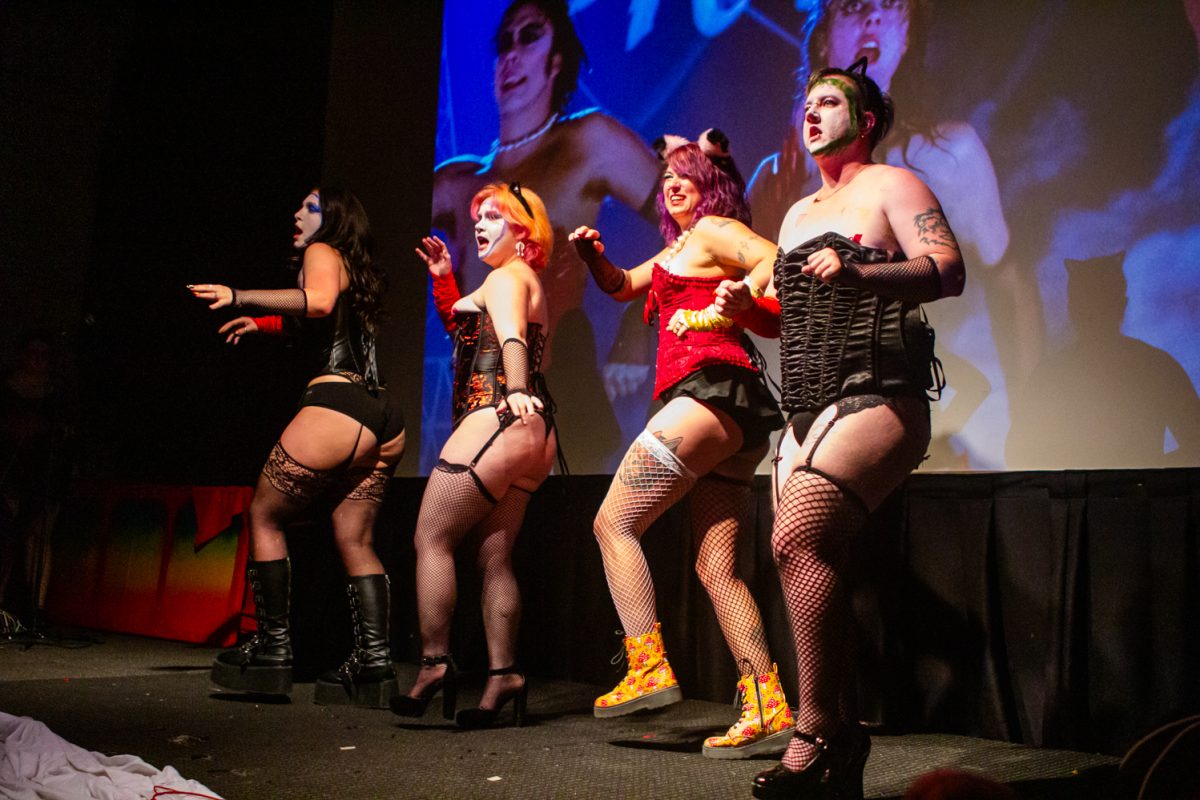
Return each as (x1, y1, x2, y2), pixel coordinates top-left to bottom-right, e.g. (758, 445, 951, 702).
(356, 469, 1200, 757)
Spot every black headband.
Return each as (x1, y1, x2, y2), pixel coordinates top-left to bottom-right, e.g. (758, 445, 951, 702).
(509, 182, 533, 218)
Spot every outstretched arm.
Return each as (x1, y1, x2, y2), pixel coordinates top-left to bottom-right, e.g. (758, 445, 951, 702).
(187, 242, 344, 316)
(569, 226, 660, 302)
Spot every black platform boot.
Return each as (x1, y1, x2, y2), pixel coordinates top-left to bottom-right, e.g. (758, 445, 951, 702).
(314, 573, 399, 708)
(211, 558, 293, 696)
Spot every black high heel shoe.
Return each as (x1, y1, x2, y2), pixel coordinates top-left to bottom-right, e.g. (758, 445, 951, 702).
(389, 654, 457, 720)
(751, 727, 870, 800)
(454, 666, 527, 729)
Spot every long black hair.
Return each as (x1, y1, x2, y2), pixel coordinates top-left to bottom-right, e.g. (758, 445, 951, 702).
(306, 186, 386, 337)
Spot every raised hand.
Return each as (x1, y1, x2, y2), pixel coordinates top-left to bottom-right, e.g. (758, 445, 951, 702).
(416, 235, 453, 277)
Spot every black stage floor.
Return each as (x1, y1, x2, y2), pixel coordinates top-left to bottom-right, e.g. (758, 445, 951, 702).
(0, 633, 1126, 799)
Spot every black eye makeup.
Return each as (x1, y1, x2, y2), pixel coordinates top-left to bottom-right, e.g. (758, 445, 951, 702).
(497, 22, 546, 54)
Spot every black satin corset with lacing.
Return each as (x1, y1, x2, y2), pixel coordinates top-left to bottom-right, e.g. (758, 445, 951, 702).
(774, 231, 940, 413)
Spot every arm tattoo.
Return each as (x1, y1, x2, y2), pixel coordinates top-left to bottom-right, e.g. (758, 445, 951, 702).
(913, 207, 958, 251)
(714, 218, 733, 228)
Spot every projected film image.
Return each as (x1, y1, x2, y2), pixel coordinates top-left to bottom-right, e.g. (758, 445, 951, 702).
(421, 0, 1200, 473)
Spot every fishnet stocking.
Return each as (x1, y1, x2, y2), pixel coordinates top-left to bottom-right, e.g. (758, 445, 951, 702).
(594, 432, 696, 637)
(772, 469, 866, 771)
(691, 477, 771, 675)
(413, 463, 497, 654)
(473, 488, 532, 669)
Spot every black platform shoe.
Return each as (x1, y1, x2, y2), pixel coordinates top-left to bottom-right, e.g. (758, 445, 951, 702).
(454, 666, 527, 729)
(314, 574, 399, 708)
(390, 654, 458, 720)
(751, 727, 870, 800)
(211, 559, 293, 696)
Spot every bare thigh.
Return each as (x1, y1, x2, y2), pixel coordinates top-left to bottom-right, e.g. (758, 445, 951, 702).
(643, 397, 746, 477)
(438, 409, 555, 498)
(773, 396, 930, 511)
(278, 405, 380, 470)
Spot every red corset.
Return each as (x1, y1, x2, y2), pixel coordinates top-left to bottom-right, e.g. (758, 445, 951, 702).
(647, 264, 755, 398)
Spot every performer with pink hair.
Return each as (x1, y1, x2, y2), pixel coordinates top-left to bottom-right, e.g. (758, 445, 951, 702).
(569, 132, 794, 759)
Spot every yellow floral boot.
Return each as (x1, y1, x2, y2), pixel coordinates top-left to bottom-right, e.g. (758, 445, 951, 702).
(593, 623, 683, 718)
(702, 663, 795, 759)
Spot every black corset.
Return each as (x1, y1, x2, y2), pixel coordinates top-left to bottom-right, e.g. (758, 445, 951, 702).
(297, 296, 379, 388)
(774, 232, 937, 412)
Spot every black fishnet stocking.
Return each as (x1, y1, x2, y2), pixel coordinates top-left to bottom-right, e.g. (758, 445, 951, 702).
(594, 432, 696, 637)
(691, 477, 771, 675)
(771, 469, 866, 771)
(412, 463, 497, 654)
(473, 488, 532, 669)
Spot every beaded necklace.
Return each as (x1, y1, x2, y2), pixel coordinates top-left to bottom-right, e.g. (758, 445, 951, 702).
(662, 226, 694, 273)
(492, 113, 559, 155)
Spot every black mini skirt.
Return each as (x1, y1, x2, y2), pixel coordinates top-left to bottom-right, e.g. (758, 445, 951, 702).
(660, 364, 783, 451)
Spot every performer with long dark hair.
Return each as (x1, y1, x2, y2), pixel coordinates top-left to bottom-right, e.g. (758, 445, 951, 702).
(393, 182, 558, 729)
(702, 60, 964, 798)
(189, 187, 404, 707)
(568, 133, 795, 759)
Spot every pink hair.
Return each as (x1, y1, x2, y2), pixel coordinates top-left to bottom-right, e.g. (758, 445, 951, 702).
(655, 142, 751, 244)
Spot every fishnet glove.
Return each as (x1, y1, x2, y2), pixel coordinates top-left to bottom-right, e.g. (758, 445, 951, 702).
(839, 256, 941, 303)
(500, 338, 530, 395)
(233, 287, 308, 315)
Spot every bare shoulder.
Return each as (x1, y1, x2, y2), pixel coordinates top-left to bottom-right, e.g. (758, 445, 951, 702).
(566, 108, 647, 150)
(434, 156, 487, 192)
(695, 215, 750, 239)
(303, 242, 341, 263)
(302, 243, 345, 281)
(872, 162, 933, 197)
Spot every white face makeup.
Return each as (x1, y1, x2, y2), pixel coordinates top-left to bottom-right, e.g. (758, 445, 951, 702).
(474, 197, 515, 265)
(293, 191, 322, 249)
(825, 0, 910, 93)
(493, 5, 560, 118)
(803, 80, 859, 157)
(662, 169, 701, 228)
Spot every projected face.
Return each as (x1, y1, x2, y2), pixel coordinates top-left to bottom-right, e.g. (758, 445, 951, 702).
(662, 168, 701, 227)
(803, 78, 861, 157)
(494, 5, 561, 119)
(826, 0, 910, 92)
(474, 197, 515, 265)
(293, 191, 322, 249)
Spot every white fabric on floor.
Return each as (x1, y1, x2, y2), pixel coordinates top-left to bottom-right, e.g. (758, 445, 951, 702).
(0, 712, 221, 800)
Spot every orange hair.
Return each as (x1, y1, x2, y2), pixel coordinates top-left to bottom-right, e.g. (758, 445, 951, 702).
(469, 182, 553, 271)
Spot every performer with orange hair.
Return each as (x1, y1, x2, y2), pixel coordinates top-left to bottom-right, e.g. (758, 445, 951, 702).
(393, 182, 559, 729)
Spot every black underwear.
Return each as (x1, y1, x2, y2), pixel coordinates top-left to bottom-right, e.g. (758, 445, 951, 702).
(299, 381, 404, 444)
